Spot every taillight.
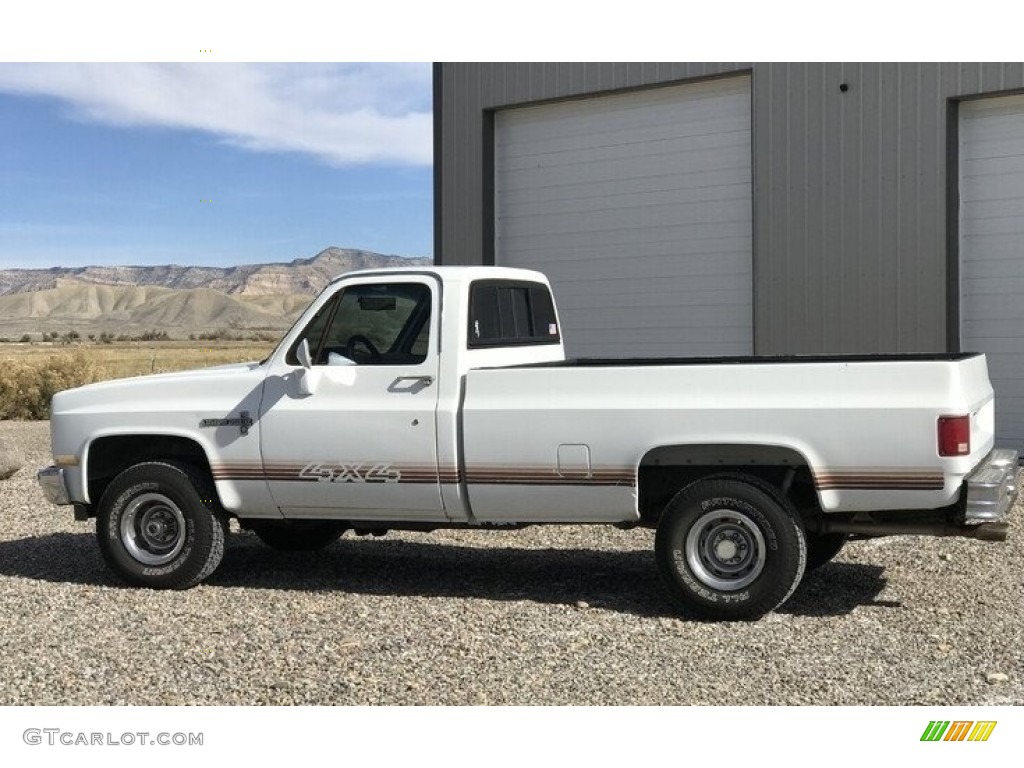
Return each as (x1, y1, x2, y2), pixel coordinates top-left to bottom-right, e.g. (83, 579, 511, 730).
(938, 415, 971, 457)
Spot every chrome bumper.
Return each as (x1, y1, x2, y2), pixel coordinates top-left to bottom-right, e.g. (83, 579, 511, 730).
(963, 449, 1019, 523)
(37, 466, 71, 506)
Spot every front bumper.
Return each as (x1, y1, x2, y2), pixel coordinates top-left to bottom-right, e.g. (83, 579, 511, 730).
(963, 448, 1019, 523)
(37, 466, 71, 506)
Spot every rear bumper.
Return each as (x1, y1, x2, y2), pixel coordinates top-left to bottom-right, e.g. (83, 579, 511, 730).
(37, 466, 71, 506)
(963, 449, 1019, 523)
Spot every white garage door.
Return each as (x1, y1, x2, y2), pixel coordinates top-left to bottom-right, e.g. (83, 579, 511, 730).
(494, 76, 752, 358)
(960, 94, 1024, 450)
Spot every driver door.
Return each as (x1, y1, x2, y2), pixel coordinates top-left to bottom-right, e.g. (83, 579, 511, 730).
(258, 275, 444, 521)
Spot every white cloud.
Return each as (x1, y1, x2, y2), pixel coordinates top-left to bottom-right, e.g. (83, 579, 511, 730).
(0, 63, 432, 166)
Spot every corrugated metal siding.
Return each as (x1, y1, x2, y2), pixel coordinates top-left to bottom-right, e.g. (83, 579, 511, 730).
(437, 62, 1024, 355)
(494, 77, 753, 357)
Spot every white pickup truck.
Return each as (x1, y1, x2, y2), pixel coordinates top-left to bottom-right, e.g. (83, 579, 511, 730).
(38, 266, 1019, 619)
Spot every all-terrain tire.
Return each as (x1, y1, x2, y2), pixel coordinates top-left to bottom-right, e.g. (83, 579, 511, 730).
(655, 475, 807, 620)
(96, 461, 228, 589)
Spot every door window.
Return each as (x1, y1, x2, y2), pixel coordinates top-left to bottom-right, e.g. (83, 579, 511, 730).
(291, 282, 432, 366)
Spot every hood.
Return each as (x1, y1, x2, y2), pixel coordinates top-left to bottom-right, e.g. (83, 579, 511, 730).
(52, 361, 267, 416)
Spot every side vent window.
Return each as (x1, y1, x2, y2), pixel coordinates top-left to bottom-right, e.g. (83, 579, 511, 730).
(468, 280, 560, 348)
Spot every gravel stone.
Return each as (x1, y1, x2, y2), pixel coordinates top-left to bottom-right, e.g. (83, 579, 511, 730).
(1, 419, 1022, 705)
(0, 435, 23, 480)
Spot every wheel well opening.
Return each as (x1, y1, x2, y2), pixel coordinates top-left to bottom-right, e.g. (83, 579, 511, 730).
(637, 444, 820, 526)
(87, 435, 213, 509)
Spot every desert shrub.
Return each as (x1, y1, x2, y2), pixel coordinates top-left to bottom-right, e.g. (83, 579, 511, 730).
(193, 329, 278, 342)
(19, 335, 31, 343)
(0, 351, 111, 419)
(197, 329, 228, 341)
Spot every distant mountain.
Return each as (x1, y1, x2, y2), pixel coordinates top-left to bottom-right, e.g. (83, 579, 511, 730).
(0, 248, 431, 339)
(0, 247, 430, 297)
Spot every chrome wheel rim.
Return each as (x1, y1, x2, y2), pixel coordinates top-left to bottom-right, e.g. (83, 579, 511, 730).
(120, 493, 187, 566)
(685, 509, 766, 591)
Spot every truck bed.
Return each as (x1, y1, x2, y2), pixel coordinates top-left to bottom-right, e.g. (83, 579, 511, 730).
(513, 352, 980, 368)
(459, 353, 994, 524)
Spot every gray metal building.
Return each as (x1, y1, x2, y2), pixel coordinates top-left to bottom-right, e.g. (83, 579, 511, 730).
(433, 63, 1024, 446)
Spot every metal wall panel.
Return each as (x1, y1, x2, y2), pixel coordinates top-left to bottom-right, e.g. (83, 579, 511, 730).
(960, 94, 1024, 448)
(436, 63, 1024, 355)
(494, 77, 753, 357)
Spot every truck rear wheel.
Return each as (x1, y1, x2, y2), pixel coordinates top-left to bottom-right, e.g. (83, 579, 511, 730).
(96, 461, 228, 589)
(655, 475, 807, 620)
(248, 520, 346, 551)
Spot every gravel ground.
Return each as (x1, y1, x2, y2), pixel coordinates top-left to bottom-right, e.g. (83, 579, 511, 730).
(1, 419, 1022, 706)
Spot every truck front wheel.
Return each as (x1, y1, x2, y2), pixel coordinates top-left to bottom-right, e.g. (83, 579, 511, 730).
(96, 461, 228, 589)
(655, 475, 807, 620)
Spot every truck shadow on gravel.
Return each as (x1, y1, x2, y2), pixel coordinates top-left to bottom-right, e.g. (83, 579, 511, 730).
(0, 533, 894, 619)
(0, 532, 120, 586)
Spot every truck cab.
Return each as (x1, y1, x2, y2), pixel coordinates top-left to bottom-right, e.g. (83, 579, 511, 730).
(253, 267, 565, 523)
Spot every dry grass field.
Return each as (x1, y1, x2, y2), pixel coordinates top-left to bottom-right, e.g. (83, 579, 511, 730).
(0, 340, 277, 377)
(0, 340, 276, 419)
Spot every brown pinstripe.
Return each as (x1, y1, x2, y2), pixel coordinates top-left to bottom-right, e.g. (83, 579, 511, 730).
(210, 462, 944, 491)
(814, 471, 944, 491)
(210, 461, 633, 486)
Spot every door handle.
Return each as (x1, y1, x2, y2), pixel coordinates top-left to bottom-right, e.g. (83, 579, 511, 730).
(389, 375, 435, 392)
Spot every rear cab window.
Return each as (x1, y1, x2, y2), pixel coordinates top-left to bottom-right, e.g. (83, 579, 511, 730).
(468, 280, 560, 348)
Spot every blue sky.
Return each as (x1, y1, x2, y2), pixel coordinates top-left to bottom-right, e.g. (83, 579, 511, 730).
(0, 63, 433, 269)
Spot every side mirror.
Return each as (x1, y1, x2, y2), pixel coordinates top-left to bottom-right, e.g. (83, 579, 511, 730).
(296, 339, 320, 396)
(297, 338, 313, 369)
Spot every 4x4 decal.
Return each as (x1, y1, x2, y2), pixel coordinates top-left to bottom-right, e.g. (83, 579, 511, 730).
(298, 462, 402, 484)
